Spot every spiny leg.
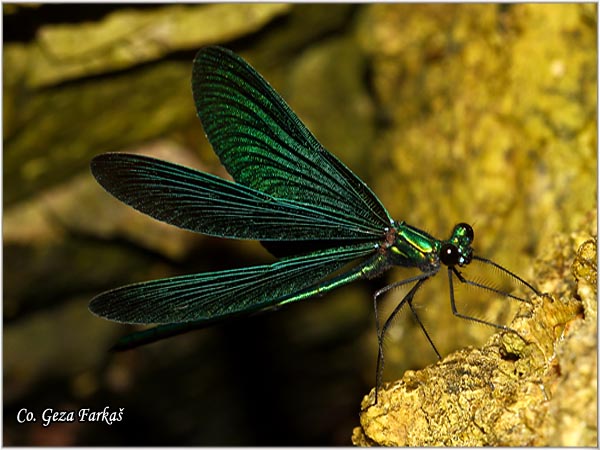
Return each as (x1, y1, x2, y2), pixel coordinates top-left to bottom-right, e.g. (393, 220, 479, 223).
(452, 266, 533, 305)
(473, 255, 541, 296)
(407, 298, 442, 360)
(373, 272, 433, 352)
(372, 274, 432, 405)
(447, 267, 530, 344)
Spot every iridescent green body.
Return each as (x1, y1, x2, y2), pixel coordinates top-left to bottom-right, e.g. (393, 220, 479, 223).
(89, 47, 539, 399)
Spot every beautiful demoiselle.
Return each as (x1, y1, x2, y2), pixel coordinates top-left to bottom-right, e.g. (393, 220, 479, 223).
(90, 46, 540, 401)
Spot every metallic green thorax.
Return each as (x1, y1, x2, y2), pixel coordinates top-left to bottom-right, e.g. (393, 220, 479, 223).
(386, 221, 475, 274)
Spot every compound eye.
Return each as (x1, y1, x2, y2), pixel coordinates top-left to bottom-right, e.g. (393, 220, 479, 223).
(440, 243, 460, 266)
(455, 223, 474, 242)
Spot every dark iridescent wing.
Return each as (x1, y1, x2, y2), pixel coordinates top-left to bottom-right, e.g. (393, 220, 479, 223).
(88, 46, 394, 347)
(89, 242, 380, 324)
(91, 153, 385, 241)
(192, 46, 393, 237)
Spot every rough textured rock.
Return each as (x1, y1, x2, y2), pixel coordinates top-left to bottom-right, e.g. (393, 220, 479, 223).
(8, 4, 291, 87)
(353, 210, 597, 446)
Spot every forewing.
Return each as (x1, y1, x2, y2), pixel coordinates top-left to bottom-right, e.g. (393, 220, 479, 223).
(91, 153, 384, 240)
(192, 46, 393, 238)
